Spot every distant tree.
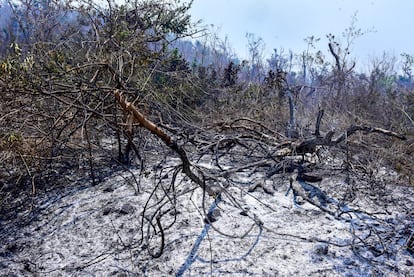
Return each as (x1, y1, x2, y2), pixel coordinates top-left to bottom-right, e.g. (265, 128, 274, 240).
(298, 36, 328, 86)
(400, 52, 414, 81)
(222, 61, 239, 87)
(264, 69, 287, 98)
(325, 14, 367, 97)
(246, 32, 265, 82)
(368, 52, 398, 96)
(267, 48, 293, 74)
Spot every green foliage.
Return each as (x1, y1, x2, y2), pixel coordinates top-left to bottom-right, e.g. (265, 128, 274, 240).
(0, 132, 22, 150)
(0, 0, 201, 193)
(401, 53, 414, 80)
(0, 43, 34, 76)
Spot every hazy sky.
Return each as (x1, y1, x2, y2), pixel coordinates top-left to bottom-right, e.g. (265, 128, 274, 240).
(189, 0, 413, 69)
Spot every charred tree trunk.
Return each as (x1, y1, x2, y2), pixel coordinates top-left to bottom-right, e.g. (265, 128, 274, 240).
(286, 90, 299, 139)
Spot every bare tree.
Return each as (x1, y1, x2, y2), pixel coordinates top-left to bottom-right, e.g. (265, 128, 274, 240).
(246, 32, 265, 82)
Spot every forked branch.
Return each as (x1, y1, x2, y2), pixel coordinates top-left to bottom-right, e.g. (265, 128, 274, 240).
(114, 90, 216, 196)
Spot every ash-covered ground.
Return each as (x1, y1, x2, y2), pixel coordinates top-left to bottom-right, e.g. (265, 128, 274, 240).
(1, 150, 413, 276)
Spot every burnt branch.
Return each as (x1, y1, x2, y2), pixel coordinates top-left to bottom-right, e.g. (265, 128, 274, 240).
(333, 125, 407, 143)
(113, 90, 217, 196)
(328, 42, 342, 73)
(314, 109, 324, 137)
(295, 125, 405, 155)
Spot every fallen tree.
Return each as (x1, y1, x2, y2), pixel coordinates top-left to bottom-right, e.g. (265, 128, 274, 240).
(114, 88, 406, 184)
(111, 88, 411, 275)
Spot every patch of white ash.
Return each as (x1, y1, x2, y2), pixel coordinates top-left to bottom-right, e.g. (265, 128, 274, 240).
(0, 160, 413, 276)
